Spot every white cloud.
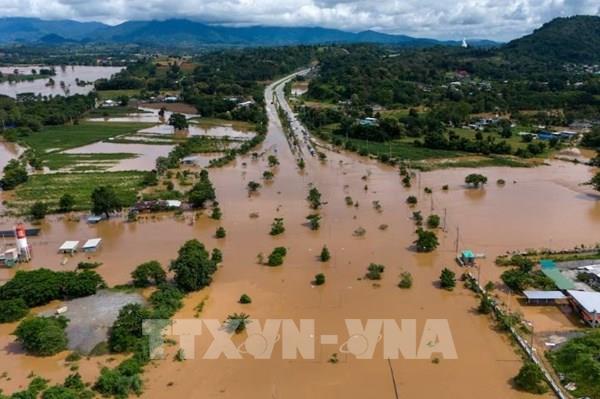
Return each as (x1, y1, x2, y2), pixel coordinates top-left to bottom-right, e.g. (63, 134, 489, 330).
(0, 0, 598, 40)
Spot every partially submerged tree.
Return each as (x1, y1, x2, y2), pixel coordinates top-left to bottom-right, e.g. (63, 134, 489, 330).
(307, 187, 322, 209)
(465, 173, 488, 188)
(170, 240, 217, 292)
(91, 186, 122, 218)
(268, 155, 279, 168)
(306, 213, 322, 230)
(267, 247, 287, 267)
(398, 272, 413, 289)
(414, 228, 439, 252)
(270, 218, 285, 235)
(131, 261, 166, 288)
(247, 180, 262, 194)
(59, 193, 75, 213)
(14, 316, 68, 356)
(320, 245, 331, 262)
(313, 273, 326, 286)
(225, 312, 251, 334)
(514, 362, 548, 394)
(365, 263, 385, 280)
(439, 268, 456, 290)
(168, 113, 189, 130)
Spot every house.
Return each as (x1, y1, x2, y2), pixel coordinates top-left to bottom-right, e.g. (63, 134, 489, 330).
(82, 238, 102, 253)
(236, 100, 255, 108)
(359, 117, 379, 127)
(536, 130, 561, 141)
(101, 99, 118, 108)
(164, 96, 179, 103)
(567, 290, 600, 327)
(458, 250, 476, 266)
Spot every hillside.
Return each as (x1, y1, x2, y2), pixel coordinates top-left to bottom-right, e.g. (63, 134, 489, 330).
(504, 15, 600, 63)
(0, 17, 495, 48)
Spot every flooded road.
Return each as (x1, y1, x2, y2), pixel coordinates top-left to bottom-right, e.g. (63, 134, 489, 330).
(0, 70, 598, 398)
(0, 66, 123, 98)
(0, 140, 23, 171)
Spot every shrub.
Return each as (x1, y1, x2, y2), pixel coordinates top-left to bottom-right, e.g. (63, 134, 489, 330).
(267, 247, 287, 267)
(465, 173, 488, 188)
(58, 193, 75, 213)
(149, 285, 184, 319)
(365, 263, 385, 280)
(239, 294, 252, 304)
(398, 272, 413, 289)
(211, 206, 222, 220)
(93, 366, 143, 398)
(306, 214, 321, 230)
(513, 362, 547, 394)
(0, 298, 28, 323)
(406, 195, 417, 205)
(313, 273, 325, 286)
(131, 261, 166, 288)
(270, 218, 285, 235)
(13, 316, 68, 356)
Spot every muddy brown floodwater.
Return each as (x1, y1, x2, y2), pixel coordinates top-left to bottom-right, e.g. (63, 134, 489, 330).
(0, 73, 598, 398)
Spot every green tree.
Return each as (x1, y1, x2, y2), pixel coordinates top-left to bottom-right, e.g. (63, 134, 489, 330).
(131, 261, 166, 288)
(398, 272, 413, 289)
(320, 245, 331, 262)
(439, 268, 456, 290)
(247, 180, 261, 193)
(170, 240, 217, 292)
(226, 312, 251, 334)
(591, 173, 600, 192)
(108, 304, 150, 353)
(267, 247, 287, 267)
(91, 186, 122, 218)
(427, 214, 440, 229)
(215, 226, 226, 238)
(414, 228, 439, 252)
(406, 195, 418, 205)
(239, 294, 252, 304)
(29, 201, 48, 220)
(307, 187, 322, 209)
(268, 155, 279, 167)
(262, 170, 274, 181)
(188, 172, 216, 208)
(478, 294, 494, 314)
(313, 273, 326, 286)
(13, 316, 68, 356)
(0, 298, 28, 323)
(211, 248, 223, 263)
(58, 193, 75, 213)
(465, 173, 488, 188)
(168, 113, 189, 130)
(306, 213, 321, 230)
(0, 159, 28, 190)
(514, 362, 548, 394)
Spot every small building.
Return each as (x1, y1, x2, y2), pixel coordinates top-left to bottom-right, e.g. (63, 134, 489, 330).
(459, 250, 476, 266)
(101, 99, 118, 108)
(82, 238, 102, 253)
(359, 117, 379, 127)
(236, 100, 255, 108)
(558, 130, 579, 140)
(87, 215, 104, 224)
(536, 130, 561, 141)
(164, 96, 179, 103)
(567, 290, 600, 327)
(523, 290, 566, 305)
(59, 240, 79, 254)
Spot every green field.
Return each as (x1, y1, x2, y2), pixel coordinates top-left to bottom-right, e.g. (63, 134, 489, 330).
(96, 89, 142, 100)
(43, 153, 138, 171)
(21, 122, 152, 154)
(8, 171, 150, 212)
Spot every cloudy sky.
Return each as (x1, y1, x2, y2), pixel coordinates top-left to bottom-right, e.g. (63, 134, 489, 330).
(1, 0, 599, 41)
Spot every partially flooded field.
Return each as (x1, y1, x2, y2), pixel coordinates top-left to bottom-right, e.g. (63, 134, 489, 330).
(0, 77, 598, 398)
(0, 66, 123, 98)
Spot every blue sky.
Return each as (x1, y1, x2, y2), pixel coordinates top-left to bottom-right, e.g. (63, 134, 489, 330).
(0, 0, 599, 40)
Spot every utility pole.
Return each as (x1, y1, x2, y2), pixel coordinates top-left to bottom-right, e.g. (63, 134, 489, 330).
(455, 226, 460, 255)
(443, 208, 447, 232)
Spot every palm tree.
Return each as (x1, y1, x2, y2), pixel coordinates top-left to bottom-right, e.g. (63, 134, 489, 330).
(225, 313, 251, 334)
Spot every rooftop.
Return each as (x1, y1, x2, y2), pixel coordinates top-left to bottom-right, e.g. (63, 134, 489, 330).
(542, 267, 576, 290)
(523, 290, 566, 300)
(567, 290, 600, 314)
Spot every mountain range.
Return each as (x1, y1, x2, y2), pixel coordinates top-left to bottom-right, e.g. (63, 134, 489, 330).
(0, 17, 497, 47)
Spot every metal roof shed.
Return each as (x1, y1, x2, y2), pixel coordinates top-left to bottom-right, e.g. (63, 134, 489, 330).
(59, 241, 79, 254)
(567, 290, 600, 314)
(523, 290, 566, 304)
(82, 238, 102, 252)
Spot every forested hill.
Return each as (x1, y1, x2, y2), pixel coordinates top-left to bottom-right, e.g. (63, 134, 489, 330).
(0, 17, 495, 48)
(503, 15, 600, 63)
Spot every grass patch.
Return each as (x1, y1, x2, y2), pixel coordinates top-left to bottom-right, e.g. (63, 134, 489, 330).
(8, 171, 150, 212)
(43, 153, 138, 171)
(338, 135, 465, 161)
(21, 122, 153, 154)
